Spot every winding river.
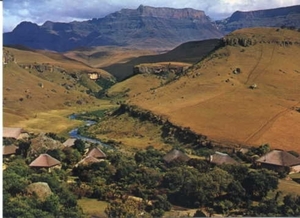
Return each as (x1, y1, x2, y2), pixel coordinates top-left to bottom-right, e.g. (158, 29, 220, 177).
(68, 114, 111, 148)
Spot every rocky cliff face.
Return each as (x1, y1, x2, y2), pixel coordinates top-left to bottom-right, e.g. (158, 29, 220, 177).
(3, 5, 222, 52)
(136, 5, 207, 19)
(217, 5, 300, 34)
(133, 63, 190, 75)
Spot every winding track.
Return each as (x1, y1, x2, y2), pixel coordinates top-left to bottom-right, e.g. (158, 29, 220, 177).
(244, 28, 280, 85)
(244, 102, 300, 144)
(243, 30, 292, 144)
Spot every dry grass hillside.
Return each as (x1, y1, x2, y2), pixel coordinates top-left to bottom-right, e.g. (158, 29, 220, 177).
(125, 28, 300, 152)
(3, 47, 114, 132)
(107, 62, 192, 100)
(63, 46, 157, 68)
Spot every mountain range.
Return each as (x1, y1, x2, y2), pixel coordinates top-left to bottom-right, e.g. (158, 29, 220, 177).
(4, 5, 300, 52)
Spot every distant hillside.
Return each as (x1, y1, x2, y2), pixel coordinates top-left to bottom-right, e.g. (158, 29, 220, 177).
(110, 28, 300, 152)
(103, 39, 222, 80)
(3, 5, 222, 52)
(217, 5, 300, 34)
(3, 46, 113, 126)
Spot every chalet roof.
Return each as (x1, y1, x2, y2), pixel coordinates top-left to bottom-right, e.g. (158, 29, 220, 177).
(163, 149, 190, 163)
(3, 145, 18, 155)
(77, 155, 103, 166)
(210, 152, 238, 165)
(3, 127, 23, 139)
(256, 150, 300, 167)
(63, 138, 76, 147)
(29, 154, 61, 168)
(87, 147, 107, 159)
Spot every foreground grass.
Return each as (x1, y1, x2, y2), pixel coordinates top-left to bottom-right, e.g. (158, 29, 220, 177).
(77, 198, 108, 218)
(87, 112, 172, 150)
(278, 179, 300, 195)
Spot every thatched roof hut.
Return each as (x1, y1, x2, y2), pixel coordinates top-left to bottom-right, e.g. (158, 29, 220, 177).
(77, 156, 104, 166)
(163, 149, 190, 163)
(86, 147, 107, 159)
(3, 145, 18, 156)
(3, 127, 23, 139)
(63, 138, 76, 147)
(209, 152, 238, 165)
(29, 154, 61, 168)
(256, 150, 300, 167)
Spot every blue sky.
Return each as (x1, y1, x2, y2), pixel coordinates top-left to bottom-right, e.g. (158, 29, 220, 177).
(3, 0, 300, 32)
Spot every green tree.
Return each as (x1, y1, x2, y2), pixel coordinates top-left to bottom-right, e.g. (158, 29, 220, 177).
(3, 196, 50, 218)
(208, 167, 233, 196)
(220, 164, 249, 183)
(3, 171, 29, 196)
(226, 180, 246, 206)
(281, 194, 300, 216)
(16, 140, 31, 157)
(3, 158, 31, 196)
(63, 147, 82, 166)
(42, 194, 60, 216)
(105, 198, 144, 218)
(187, 158, 210, 173)
(47, 149, 66, 161)
(242, 169, 278, 200)
(134, 146, 165, 169)
(247, 197, 281, 216)
(73, 139, 86, 154)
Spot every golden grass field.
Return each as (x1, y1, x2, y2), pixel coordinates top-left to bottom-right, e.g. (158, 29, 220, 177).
(3, 28, 300, 153)
(77, 198, 108, 218)
(124, 28, 300, 152)
(3, 47, 116, 134)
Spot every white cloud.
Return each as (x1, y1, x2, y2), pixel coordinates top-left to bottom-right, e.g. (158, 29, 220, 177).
(3, 0, 300, 32)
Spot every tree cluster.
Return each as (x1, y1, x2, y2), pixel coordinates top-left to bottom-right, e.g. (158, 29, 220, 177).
(3, 157, 83, 217)
(3, 136, 300, 217)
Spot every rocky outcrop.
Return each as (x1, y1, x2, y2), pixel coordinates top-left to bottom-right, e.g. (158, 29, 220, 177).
(3, 49, 16, 64)
(26, 182, 52, 201)
(3, 5, 222, 52)
(19, 63, 57, 73)
(133, 63, 190, 75)
(223, 35, 300, 47)
(29, 133, 64, 156)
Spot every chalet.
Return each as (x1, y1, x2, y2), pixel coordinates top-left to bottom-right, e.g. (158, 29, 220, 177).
(256, 150, 300, 173)
(88, 73, 99, 80)
(3, 127, 23, 140)
(76, 155, 104, 166)
(209, 152, 238, 165)
(3, 145, 18, 157)
(29, 154, 61, 171)
(63, 138, 77, 147)
(86, 147, 107, 159)
(163, 149, 190, 163)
